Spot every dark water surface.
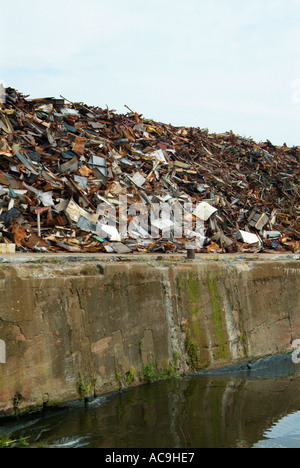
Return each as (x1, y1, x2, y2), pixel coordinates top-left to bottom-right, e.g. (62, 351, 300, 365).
(2, 354, 300, 448)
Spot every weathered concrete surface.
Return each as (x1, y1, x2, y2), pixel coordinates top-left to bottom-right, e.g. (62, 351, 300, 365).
(0, 253, 299, 417)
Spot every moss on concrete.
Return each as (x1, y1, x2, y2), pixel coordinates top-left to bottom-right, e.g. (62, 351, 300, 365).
(185, 329, 200, 371)
(187, 273, 201, 316)
(207, 276, 227, 360)
(177, 272, 201, 316)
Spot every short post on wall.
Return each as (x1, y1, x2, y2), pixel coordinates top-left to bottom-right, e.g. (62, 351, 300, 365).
(187, 249, 195, 260)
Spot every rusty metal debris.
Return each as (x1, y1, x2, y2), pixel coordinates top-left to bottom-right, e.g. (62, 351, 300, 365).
(0, 86, 299, 254)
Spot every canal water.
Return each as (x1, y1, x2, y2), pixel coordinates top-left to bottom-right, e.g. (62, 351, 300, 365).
(1, 354, 300, 449)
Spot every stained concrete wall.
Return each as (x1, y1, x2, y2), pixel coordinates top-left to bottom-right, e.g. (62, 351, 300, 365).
(0, 254, 299, 417)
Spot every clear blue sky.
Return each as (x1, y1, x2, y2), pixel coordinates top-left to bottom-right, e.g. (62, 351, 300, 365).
(1, 0, 300, 146)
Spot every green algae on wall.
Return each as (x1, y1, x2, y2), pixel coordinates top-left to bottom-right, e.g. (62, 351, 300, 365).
(177, 271, 208, 370)
(207, 276, 227, 360)
(186, 273, 201, 316)
(177, 272, 201, 317)
(184, 328, 200, 371)
(178, 270, 227, 363)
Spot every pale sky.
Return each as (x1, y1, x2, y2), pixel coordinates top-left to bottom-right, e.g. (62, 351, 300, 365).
(1, 0, 300, 146)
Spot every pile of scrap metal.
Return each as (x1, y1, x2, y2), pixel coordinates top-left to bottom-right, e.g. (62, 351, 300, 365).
(0, 86, 299, 254)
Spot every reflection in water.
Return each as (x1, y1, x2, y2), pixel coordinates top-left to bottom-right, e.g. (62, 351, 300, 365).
(2, 355, 300, 448)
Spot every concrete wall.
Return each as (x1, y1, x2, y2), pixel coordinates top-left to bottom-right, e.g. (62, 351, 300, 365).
(0, 254, 299, 417)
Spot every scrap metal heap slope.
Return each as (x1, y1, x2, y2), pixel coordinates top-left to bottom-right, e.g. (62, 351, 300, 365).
(0, 87, 299, 254)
